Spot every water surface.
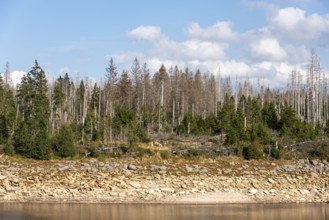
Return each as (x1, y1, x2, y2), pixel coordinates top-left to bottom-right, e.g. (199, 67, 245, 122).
(0, 203, 328, 220)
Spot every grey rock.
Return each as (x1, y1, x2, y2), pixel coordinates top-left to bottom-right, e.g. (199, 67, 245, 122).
(128, 164, 137, 170)
(81, 163, 90, 167)
(98, 162, 105, 167)
(58, 165, 70, 172)
(159, 166, 167, 171)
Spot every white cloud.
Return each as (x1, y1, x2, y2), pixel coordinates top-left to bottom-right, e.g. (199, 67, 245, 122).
(128, 26, 163, 41)
(249, 38, 287, 61)
(271, 7, 304, 30)
(269, 7, 329, 43)
(10, 70, 25, 86)
(152, 39, 227, 61)
(219, 60, 252, 77)
(137, 55, 305, 90)
(186, 22, 237, 42)
(146, 58, 185, 72)
(284, 45, 310, 64)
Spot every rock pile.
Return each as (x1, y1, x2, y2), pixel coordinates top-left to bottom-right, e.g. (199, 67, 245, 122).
(0, 157, 328, 203)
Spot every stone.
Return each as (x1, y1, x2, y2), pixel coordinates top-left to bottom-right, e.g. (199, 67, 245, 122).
(249, 188, 258, 195)
(178, 191, 186, 195)
(242, 165, 249, 169)
(128, 164, 137, 170)
(200, 168, 208, 173)
(310, 159, 319, 166)
(252, 182, 260, 189)
(0, 175, 7, 181)
(110, 192, 118, 197)
(299, 189, 310, 195)
(0, 187, 6, 194)
(269, 189, 276, 193)
(159, 166, 167, 171)
(310, 188, 319, 195)
(5, 186, 17, 193)
(160, 187, 173, 193)
(58, 165, 70, 172)
(310, 172, 318, 178)
(268, 178, 275, 184)
(130, 181, 141, 188)
(81, 163, 90, 167)
(146, 189, 155, 194)
(11, 178, 19, 184)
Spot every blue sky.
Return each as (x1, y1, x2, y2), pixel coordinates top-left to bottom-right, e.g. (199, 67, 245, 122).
(1, 0, 329, 86)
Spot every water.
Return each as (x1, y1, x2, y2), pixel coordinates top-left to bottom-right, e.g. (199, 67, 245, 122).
(0, 203, 328, 220)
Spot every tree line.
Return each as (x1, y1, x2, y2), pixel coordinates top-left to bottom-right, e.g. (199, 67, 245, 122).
(0, 52, 328, 159)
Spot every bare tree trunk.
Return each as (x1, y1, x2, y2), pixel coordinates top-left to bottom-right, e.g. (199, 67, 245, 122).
(172, 99, 175, 132)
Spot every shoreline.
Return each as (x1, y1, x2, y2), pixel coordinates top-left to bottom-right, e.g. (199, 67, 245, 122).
(0, 191, 256, 204)
(0, 156, 329, 204)
(0, 198, 327, 205)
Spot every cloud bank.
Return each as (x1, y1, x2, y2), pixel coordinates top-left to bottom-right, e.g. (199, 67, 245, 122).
(110, 3, 329, 87)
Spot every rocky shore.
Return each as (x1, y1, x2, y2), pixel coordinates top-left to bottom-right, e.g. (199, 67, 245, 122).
(0, 156, 329, 203)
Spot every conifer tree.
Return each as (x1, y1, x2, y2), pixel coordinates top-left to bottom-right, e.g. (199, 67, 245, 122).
(0, 71, 15, 145)
(14, 60, 51, 159)
(53, 124, 76, 157)
(105, 58, 118, 143)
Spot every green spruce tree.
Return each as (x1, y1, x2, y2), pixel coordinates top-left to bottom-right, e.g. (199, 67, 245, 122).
(14, 60, 51, 159)
(53, 124, 76, 157)
(0, 72, 15, 145)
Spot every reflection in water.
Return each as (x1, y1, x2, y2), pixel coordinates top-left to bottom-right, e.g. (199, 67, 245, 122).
(0, 203, 328, 220)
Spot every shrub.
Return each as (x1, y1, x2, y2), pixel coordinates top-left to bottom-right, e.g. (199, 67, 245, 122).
(242, 141, 264, 160)
(133, 146, 155, 157)
(185, 148, 201, 159)
(160, 150, 171, 159)
(270, 146, 283, 159)
(309, 143, 329, 160)
(53, 124, 76, 158)
(119, 145, 130, 154)
(87, 145, 99, 158)
(3, 144, 14, 156)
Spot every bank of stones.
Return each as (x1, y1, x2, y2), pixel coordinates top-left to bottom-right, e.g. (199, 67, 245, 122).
(0, 157, 328, 203)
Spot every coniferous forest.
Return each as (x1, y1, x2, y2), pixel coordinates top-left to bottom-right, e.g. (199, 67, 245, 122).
(1, 51, 329, 160)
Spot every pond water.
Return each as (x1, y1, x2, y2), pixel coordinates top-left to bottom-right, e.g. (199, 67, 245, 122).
(0, 203, 328, 220)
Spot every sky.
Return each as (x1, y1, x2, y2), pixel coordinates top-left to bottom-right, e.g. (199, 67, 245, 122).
(1, 0, 329, 87)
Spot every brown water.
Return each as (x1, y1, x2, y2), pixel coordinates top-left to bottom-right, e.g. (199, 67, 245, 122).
(0, 203, 328, 220)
